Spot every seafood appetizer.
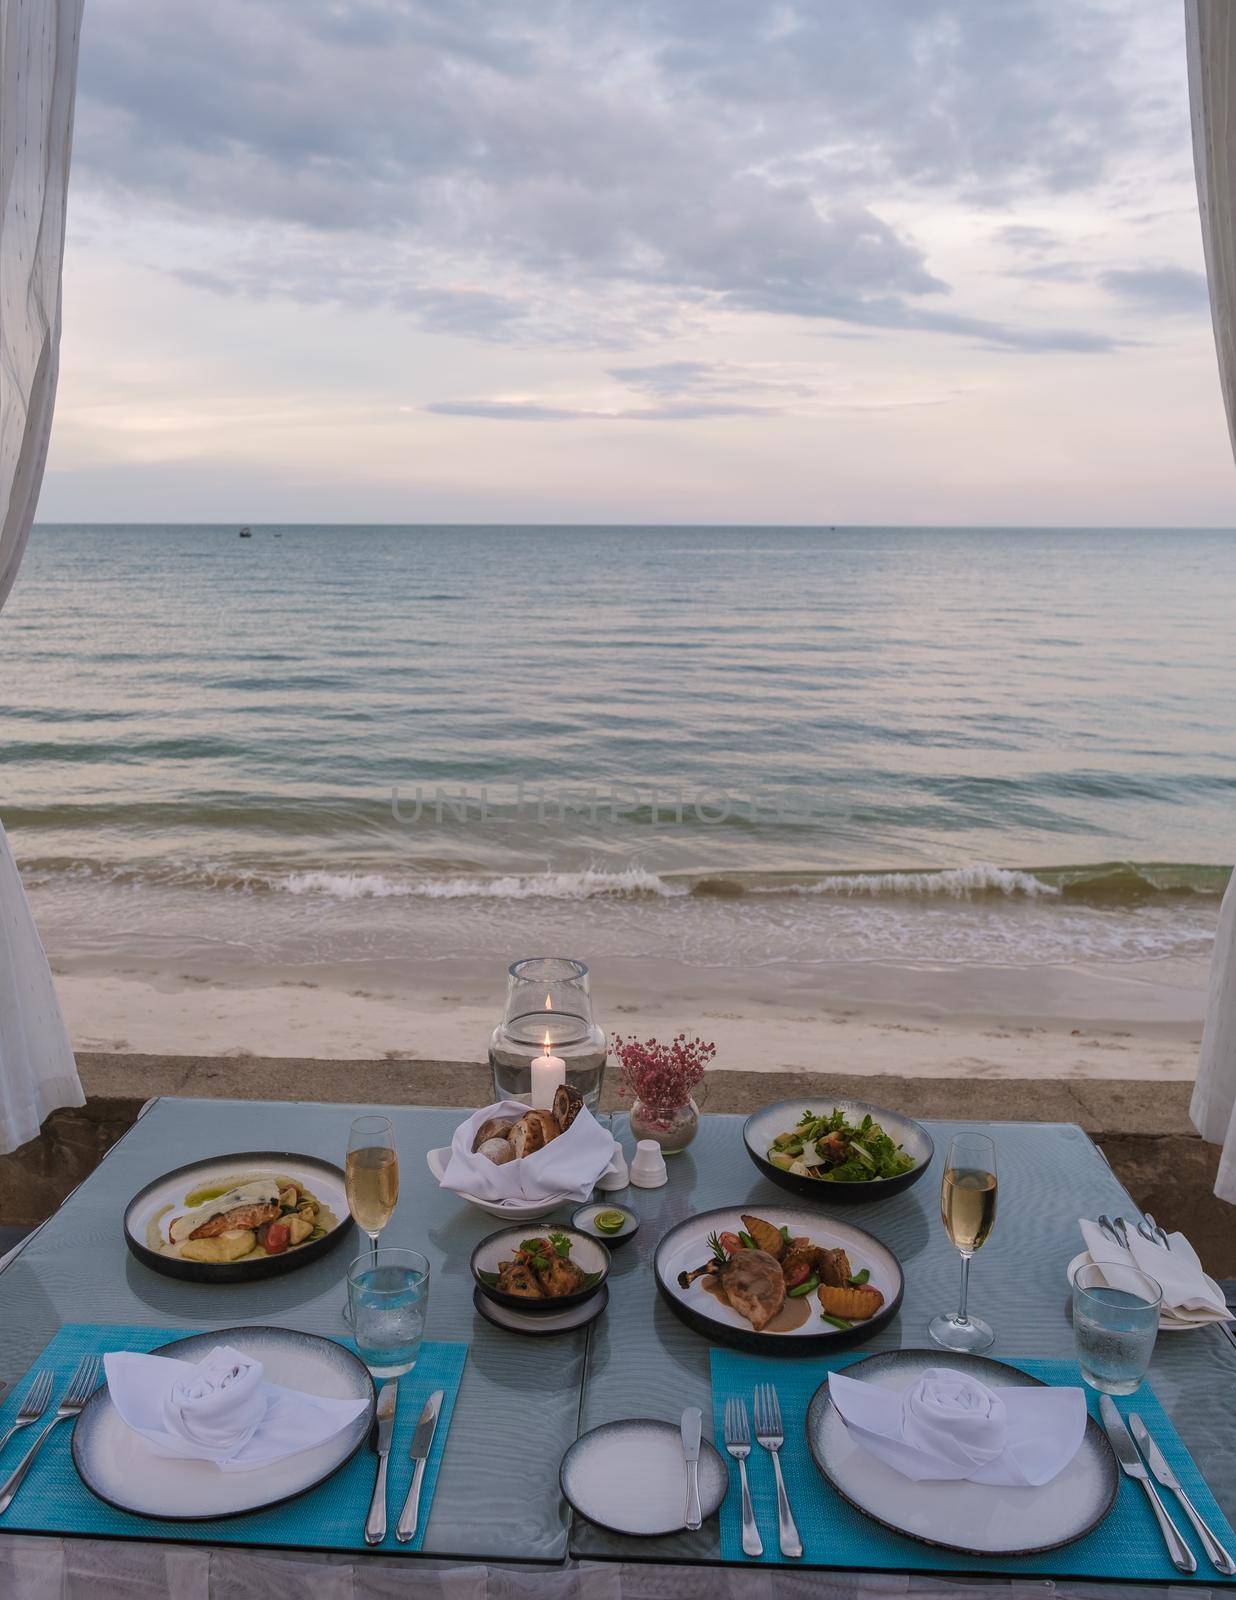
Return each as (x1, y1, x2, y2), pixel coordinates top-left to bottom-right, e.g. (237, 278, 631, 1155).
(678, 1212, 886, 1332)
(477, 1230, 603, 1302)
(147, 1173, 338, 1264)
(765, 1108, 916, 1184)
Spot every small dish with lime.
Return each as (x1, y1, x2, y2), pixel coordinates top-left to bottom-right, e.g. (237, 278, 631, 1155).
(571, 1202, 639, 1246)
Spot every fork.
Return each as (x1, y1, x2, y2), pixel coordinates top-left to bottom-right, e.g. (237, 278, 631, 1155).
(0, 1371, 53, 1455)
(753, 1382, 803, 1558)
(0, 1356, 100, 1515)
(723, 1396, 763, 1557)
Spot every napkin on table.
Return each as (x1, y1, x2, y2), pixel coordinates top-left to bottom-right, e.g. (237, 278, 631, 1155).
(439, 1099, 620, 1205)
(829, 1366, 1087, 1487)
(104, 1345, 369, 1471)
(1078, 1219, 1231, 1323)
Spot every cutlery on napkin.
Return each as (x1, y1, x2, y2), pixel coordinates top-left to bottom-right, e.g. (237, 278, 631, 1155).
(439, 1099, 619, 1205)
(1078, 1220, 1231, 1324)
(828, 1367, 1087, 1486)
(104, 1347, 369, 1471)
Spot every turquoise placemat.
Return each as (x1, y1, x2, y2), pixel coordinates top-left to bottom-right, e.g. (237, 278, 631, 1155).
(0, 1323, 466, 1555)
(711, 1350, 1236, 1582)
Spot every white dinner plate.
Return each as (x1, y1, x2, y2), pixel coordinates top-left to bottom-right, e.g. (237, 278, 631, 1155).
(72, 1326, 375, 1520)
(560, 1418, 727, 1536)
(806, 1350, 1119, 1557)
(654, 1204, 903, 1352)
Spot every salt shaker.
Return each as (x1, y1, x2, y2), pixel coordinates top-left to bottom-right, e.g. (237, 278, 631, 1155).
(629, 1139, 668, 1188)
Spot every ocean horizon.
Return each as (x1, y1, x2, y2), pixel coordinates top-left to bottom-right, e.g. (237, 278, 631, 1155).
(4, 522, 1233, 974)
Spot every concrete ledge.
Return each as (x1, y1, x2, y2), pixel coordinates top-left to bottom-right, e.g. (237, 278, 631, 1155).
(1, 1056, 1229, 1273)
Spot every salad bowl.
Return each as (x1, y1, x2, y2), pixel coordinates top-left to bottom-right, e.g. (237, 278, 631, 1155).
(742, 1098, 933, 1204)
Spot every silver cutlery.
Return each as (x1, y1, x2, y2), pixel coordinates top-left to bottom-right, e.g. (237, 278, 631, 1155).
(1142, 1213, 1170, 1250)
(1131, 1413, 1234, 1575)
(0, 1371, 52, 1455)
(396, 1388, 442, 1544)
(753, 1382, 802, 1559)
(1097, 1215, 1126, 1252)
(0, 1357, 99, 1516)
(1100, 1395, 1195, 1573)
(680, 1406, 703, 1532)
(723, 1396, 762, 1558)
(364, 1379, 399, 1546)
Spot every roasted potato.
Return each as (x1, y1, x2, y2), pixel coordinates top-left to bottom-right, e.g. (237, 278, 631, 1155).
(818, 1282, 885, 1321)
(284, 1214, 315, 1247)
(180, 1228, 256, 1264)
(740, 1214, 786, 1260)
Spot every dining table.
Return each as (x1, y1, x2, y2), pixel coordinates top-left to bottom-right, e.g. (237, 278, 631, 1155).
(0, 1093, 1233, 1599)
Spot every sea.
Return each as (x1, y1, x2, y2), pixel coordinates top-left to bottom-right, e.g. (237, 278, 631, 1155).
(2, 524, 1233, 975)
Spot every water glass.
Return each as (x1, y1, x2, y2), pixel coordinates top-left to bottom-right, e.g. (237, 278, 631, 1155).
(347, 1247, 430, 1377)
(1072, 1259, 1161, 1395)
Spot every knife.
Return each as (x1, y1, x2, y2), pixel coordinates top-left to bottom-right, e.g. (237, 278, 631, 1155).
(1100, 1395, 1195, 1573)
(396, 1389, 444, 1544)
(1131, 1413, 1235, 1575)
(681, 1406, 702, 1532)
(364, 1380, 399, 1546)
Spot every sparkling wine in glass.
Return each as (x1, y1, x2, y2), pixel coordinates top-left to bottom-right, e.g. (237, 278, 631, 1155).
(346, 1114, 399, 1269)
(930, 1132, 998, 1353)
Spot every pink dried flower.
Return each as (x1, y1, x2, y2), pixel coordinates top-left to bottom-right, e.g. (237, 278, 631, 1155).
(610, 1032, 716, 1126)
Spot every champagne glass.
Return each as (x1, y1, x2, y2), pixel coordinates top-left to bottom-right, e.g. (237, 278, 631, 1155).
(930, 1131, 997, 1353)
(343, 1115, 399, 1320)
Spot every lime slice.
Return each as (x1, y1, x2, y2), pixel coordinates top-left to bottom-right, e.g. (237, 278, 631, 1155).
(593, 1209, 626, 1234)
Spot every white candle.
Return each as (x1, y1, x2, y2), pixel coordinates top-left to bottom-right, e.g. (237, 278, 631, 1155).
(530, 1031, 566, 1110)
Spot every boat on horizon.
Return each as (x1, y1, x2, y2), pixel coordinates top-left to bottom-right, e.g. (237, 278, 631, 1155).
(238, 526, 251, 538)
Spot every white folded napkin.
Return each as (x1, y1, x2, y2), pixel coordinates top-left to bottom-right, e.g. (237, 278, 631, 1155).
(104, 1346, 369, 1471)
(829, 1366, 1087, 1487)
(440, 1099, 620, 1205)
(1078, 1220, 1231, 1322)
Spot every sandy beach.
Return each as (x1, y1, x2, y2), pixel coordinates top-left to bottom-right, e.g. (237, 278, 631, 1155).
(51, 950, 1208, 1081)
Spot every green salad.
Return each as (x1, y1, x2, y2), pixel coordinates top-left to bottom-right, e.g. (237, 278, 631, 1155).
(766, 1108, 916, 1183)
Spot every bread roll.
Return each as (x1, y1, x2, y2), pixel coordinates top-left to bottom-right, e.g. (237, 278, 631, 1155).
(477, 1137, 514, 1165)
(472, 1116, 516, 1153)
(510, 1110, 561, 1158)
(552, 1083, 584, 1132)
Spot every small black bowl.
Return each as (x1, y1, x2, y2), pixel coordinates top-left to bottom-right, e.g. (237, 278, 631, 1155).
(571, 1202, 640, 1247)
(743, 1098, 934, 1204)
(470, 1224, 611, 1315)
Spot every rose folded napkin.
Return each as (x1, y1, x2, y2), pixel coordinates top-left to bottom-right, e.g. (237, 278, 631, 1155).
(440, 1099, 620, 1205)
(104, 1346, 369, 1471)
(829, 1366, 1087, 1487)
(1078, 1219, 1231, 1324)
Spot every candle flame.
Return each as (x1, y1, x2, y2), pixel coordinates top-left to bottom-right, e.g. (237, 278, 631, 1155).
(545, 994, 553, 1010)
(543, 1029, 552, 1054)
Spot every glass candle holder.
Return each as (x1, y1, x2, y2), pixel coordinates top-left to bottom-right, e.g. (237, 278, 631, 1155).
(489, 956, 607, 1111)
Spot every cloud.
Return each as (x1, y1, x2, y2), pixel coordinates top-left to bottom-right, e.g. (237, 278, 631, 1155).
(424, 398, 776, 422)
(69, 0, 1183, 355)
(1100, 266, 1210, 314)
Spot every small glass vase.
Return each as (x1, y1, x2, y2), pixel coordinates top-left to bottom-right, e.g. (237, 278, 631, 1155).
(630, 1095, 701, 1155)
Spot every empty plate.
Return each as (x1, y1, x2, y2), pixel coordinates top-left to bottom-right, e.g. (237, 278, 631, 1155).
(72, 1326, 375, 1521)
(561, 1418, 727, 1536)
(806, 1349, 1119, 1557)
(473, 1283, 608, 1336)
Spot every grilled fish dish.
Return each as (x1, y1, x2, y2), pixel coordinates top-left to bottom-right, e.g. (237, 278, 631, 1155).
(678, 1212, 885, 1333)
(149, 1173, 337, 1264)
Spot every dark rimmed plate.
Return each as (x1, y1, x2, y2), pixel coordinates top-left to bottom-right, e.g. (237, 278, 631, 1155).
(653, 1205, 902, 1354)
(71, 1326, 375, 1520)
(561, 1418, 727, 1536)
(806, 1350, 1119, 1556)
(473, 1282, 608, 1336)
(471, 1224, 610, 1315)
(743, 1099, 934, 1204)
(124, 1151, 352, 1283)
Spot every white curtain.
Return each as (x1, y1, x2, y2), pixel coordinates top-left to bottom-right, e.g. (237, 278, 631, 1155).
(0, 0, 85, 1151)
(1186, 0, 1236, 1201)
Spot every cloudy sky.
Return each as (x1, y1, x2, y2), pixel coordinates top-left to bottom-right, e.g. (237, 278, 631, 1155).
(37, 0, 1236, 525)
